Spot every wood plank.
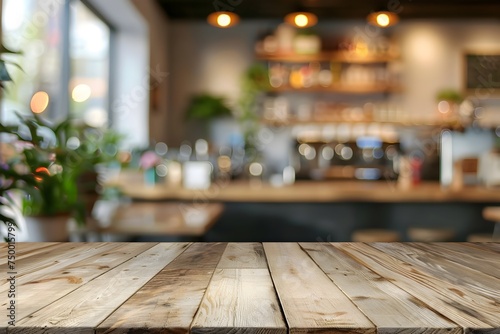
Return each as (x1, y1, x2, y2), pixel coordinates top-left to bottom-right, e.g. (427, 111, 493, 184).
(217, 243, 268, 269)
(469, 242, 500, 253)
(263, 243, 375, 334)
(300, 242, 460, 334)
(0, 243, 112, 292)
(11, 243, 190, 334)
(2, 243, 156, 321)
(371, 243, 500, 302)
(163, 242, 227, 270)
(98, 243, 227, 334)
(191, 269, 287, 334)
(0, 243, 61, 265)
(336, 243, 497, 331)
(411, 242, 500, 280)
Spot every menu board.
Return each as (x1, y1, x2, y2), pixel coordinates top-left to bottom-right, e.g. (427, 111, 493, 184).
(465, 53, 500, 91)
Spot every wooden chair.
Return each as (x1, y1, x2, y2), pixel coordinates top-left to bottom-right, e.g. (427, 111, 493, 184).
(352, 229, 401, 242)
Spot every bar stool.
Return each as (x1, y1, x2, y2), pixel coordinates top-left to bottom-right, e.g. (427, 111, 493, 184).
(352, 229, 401, 242)
(407, 227, 455, 242)
(466, 234, 493, 242)
(477, 207, 500, 242)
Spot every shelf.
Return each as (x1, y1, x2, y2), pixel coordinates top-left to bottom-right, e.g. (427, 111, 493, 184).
(267, 84, 403, 94)
(256, 51, 400, 64)
(260, 117, 462, 128)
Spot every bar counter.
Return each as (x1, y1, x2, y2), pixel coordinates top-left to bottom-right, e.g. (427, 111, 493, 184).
(3, 242, 499, 333)
(111, 178, 500, 203)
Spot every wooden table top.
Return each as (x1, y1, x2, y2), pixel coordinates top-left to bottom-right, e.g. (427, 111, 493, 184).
(110, 174, 500, 202)
(3, 242, 499, 333)
(88, 202, 224, 236)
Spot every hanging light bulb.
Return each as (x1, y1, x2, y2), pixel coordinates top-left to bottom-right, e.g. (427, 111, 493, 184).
(207, 11, 240, 28)
(367, 11, 399, 28)
(285, 11, 318, 28)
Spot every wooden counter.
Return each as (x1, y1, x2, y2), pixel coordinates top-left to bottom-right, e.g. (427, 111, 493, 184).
(4, 242, 499, 333)
(111, 177, 500, 202)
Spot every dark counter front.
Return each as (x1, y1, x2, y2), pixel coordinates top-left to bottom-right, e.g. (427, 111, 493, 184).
(5, 242, 500, 333)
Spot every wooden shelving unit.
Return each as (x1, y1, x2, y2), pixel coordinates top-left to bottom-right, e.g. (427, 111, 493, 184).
(256, 51, 400, 64)
(260, 117, 462, 129)
(267, 83, 403, 94)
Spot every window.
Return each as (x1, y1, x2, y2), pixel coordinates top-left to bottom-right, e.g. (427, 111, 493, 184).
(1, 0, 65, 122)
(1, 0, 112, 128)
(69, 1, 111, 127)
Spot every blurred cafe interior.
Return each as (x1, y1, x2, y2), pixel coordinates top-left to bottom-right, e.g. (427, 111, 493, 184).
(1, 0, 500, 242)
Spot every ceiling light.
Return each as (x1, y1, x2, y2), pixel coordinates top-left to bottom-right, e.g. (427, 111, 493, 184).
(285, 12, 318, 28)
(367, 11, 399, 28)
(207, 11, 239, 28)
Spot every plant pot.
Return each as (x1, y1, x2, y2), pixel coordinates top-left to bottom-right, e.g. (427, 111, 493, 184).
(24, 214, 70, 242)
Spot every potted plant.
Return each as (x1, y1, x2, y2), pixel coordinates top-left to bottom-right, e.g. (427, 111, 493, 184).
(185, 93, 234, 147)
(0, 113, 117, 241)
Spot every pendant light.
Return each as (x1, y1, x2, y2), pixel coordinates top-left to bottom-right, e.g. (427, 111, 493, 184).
(284, 11, 318, 28)
(367, 10, 399, 28)
(207, 11, 240, 28)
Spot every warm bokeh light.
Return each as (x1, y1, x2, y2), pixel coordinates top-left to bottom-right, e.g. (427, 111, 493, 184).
(285, 12, 318, 28)
(294, 14, 308, 27)
(72, 84, 92, 102)
(367, 11, 399, 28)
(30, 91, 50, 114)
(217, 14, 231, 27)
(376, 13, 390, 27)
(217, 155, 232, 172)
(34, 167, 50, 182)
(207, 11, 239, 28)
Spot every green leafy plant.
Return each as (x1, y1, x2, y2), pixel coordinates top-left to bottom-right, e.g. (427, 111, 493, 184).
(1, 114, 122, 225)
(0, 43, 23, 238)
(185, 93, 232, 120)
(238, 63, 270, 161)
(436, 89, 463, 103)
(0, 44, 22, 87)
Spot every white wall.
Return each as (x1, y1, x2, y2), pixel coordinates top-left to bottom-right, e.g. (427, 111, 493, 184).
(87, 0, 150, 149)
(397, 20, 500, 117)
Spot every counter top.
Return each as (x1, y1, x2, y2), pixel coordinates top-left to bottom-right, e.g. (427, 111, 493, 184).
(110, 175, 500, 202)
(4, 242, 500, 333)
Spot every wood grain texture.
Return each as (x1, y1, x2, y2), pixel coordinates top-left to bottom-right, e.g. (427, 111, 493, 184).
(2, 243, 156, 321)
(371, 243, 500, 303)
(217, 243, 268, 269)
(263, 243, 375, 334)
(163, 242, 227, 271)
(191, 269, 287, 334)
(0, 242, 60, 265)
(0, 243, 113, 292)
(97, 243, 227, 334)
(11, 243, 190, 334)
(336, 243, 497, 332)
(470, 242, 500, 253)
(300, 242, 460, 334)
(411, 242, 500, 280)
(4, 242, 500, 333)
